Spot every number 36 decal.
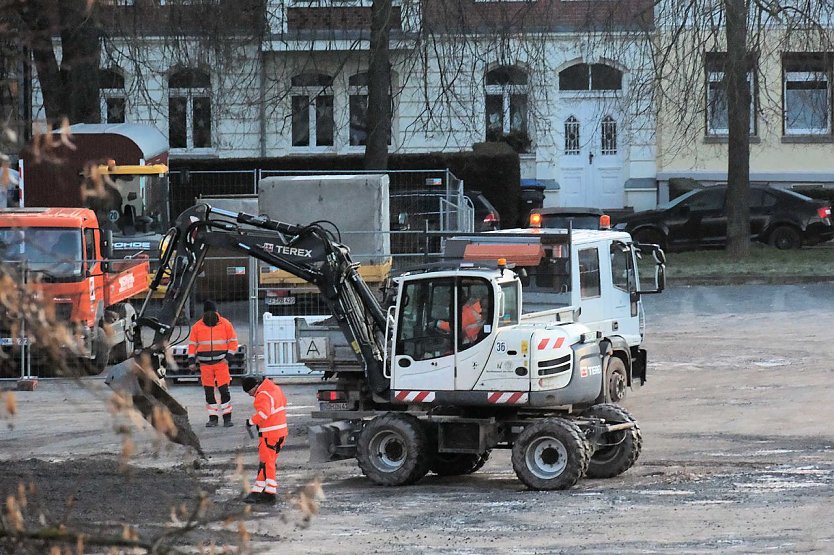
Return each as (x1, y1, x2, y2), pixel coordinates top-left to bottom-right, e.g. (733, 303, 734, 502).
(494, 341, 507, 353)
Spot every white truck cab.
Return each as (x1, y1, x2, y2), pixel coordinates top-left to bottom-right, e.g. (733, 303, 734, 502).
(445, 227, 665, 403)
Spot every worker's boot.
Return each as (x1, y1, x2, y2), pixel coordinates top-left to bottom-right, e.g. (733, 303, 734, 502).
(243, 492, 274, 504)
(223, 414, 234, 428)
(206, 416, 219, 428)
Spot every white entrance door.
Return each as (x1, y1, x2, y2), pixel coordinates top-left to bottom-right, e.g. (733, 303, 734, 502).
(559, 101, 625, 208)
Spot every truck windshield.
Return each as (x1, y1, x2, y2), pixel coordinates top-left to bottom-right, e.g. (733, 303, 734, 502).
(0, 227, 83, 277)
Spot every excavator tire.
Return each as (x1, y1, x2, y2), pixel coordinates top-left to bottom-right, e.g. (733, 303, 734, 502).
(583, 403, 642, 479)
(511, 417, 589, 491)
(429, 450, 491, 476)
(356, 413, 431, 486)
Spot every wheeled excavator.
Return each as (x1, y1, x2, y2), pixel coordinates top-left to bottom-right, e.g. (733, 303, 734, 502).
(106, 203, 644, 490)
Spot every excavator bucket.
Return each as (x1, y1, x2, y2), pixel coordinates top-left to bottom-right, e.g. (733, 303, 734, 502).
(105, 358, 205, 457)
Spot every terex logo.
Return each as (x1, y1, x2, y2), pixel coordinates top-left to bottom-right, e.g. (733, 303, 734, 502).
(261, 243, 313, 258)
(114, 241, 152, 250)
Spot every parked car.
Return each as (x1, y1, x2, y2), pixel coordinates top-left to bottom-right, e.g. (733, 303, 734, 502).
(391, 189, 500, 233)
(467, 190, 501, 231)
(617, 185, 833, 250)
(527, 207, 605, 230)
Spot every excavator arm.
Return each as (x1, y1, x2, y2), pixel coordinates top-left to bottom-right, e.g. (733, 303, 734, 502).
(105, 203, 391, 454)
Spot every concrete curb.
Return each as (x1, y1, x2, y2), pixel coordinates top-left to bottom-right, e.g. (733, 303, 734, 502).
(668, 275, 834, 286)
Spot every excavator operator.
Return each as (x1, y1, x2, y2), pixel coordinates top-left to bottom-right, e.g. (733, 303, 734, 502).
(435, 288, 488, 346)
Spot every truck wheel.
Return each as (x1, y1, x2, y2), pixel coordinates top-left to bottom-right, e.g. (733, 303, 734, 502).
(511, 418, 589, 491)
(109, 303, 136, 363)
(583, 403, 642, 479)
(429, 450, 491, 476)
(82, 326, 110, 376)
(605, 357, 628, 404)
(356, 413, 432, 486)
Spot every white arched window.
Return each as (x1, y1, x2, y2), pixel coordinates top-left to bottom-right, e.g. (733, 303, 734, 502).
(291, 73, 334, 148)
(559, 63, 622, 91)
(100, 68, 125, 124)
(168, 68, 212, 149)
(485, 66, 528, 142)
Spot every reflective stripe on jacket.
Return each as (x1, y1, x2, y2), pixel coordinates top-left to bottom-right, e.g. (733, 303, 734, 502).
(187, 315, 239, 364)
(250, 379, 288, 439)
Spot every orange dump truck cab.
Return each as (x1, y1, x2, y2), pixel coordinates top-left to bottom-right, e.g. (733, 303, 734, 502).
(0, 207, 149, 375)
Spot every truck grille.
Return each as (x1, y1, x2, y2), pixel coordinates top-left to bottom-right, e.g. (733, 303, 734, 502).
(537, 353, 571, 376)
(54, 303, 73, 322)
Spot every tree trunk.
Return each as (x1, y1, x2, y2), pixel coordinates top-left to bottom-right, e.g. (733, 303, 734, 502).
(18, 0, 101, 124)
(58, 0, 102, 123)
(724, 0, 751, 258)
(364, 0, 392, 170)
(18, 0, 63, 122)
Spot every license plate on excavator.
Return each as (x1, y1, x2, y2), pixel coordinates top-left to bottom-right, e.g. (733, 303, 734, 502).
(320, 402, 350, 411)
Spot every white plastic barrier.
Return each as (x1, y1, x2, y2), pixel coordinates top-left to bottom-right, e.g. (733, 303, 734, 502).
(262, 312, 329, 376)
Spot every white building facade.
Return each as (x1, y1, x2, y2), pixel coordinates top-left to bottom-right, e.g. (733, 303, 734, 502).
(31, 0, 658, 211)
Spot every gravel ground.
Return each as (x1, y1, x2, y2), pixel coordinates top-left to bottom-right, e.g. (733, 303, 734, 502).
(1, 283, 833, 553)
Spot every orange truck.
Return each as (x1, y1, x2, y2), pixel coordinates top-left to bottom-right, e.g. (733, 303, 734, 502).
(0, 207, 149, 374)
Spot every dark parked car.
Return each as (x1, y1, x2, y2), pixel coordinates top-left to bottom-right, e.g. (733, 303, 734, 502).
(466, 190, 501, 231)
(391, 189, 500, 232)
(618, 185, 833, 250)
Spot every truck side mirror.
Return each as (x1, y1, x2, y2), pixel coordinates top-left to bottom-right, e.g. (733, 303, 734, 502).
(635, 244, 666, 295)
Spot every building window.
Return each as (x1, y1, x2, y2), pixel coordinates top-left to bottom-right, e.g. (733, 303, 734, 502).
(100, 68, 126, 124)
(783, 54, 831, 135)
(559, 63, 622, 91)
(705, 53, 756, 136)
(348, 72, 392, 147)
(168, 68, 212, 149)
(564, 116, 580, 155)
(485, 66, 528, 144)
(601, 115, 617, 155)
(291, 73, 334, 148)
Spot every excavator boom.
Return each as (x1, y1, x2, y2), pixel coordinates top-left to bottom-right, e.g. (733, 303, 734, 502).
(105, 203, 391, 454)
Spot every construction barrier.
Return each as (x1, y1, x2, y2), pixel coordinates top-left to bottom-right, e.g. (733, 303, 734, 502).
(262, 313, 329, 377)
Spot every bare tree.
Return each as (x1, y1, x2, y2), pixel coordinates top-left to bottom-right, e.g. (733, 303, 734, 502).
(652, 0, 834, 257)
(8, 0, 101, 124)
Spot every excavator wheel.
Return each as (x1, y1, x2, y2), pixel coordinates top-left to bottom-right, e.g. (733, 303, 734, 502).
(582, 403, 642, 479)
(511, 417, 589, 491)
(356, 413, 432, 486)
(429, 450, 491, 476)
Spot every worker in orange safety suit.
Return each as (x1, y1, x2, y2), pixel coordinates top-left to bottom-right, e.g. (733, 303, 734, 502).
(435, 292, 487, 345)
(187, 300, 239, 427)
(241, 375, 288, 504)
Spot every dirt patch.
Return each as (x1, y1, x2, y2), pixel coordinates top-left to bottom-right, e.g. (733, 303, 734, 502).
(0, 457, 244, 551)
